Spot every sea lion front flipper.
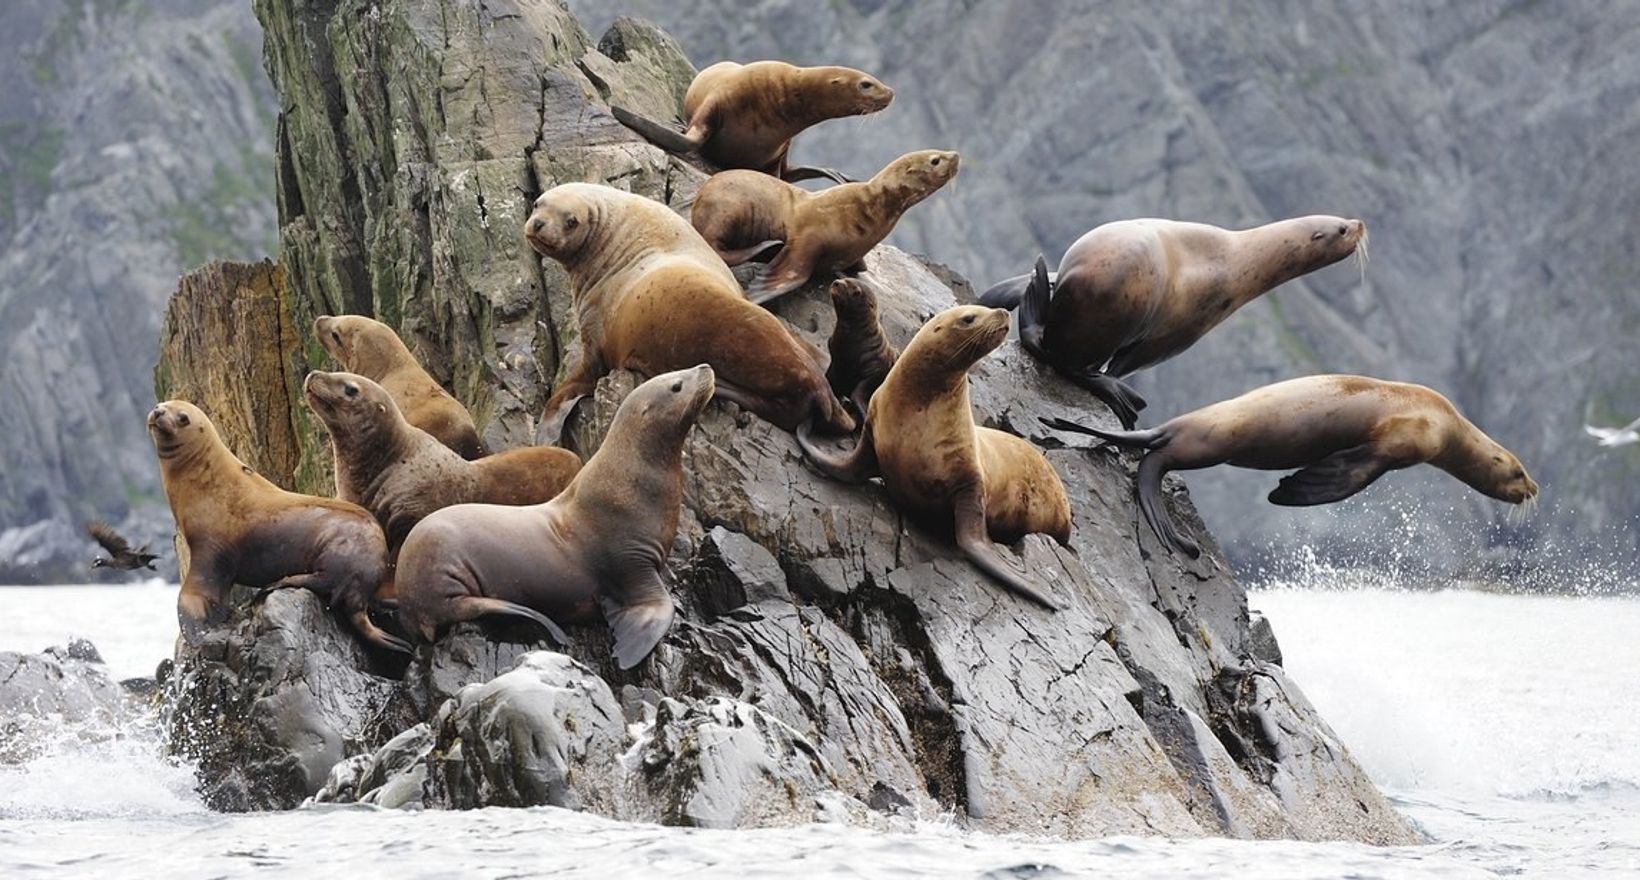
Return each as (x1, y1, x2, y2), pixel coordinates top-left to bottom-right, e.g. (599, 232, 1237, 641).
(350, 609, 413, 655)
(601, 582, 675, 670)
(796, 420, 880, 483)
(177, 571, 230, 645)
(782, 165, 855, 185)
(1267, 444, 1391, 507)
(610, 104, 706, 155)
(1017, 255, 1054, 358)
(953, 485, 1063, 611)
(1062, 370, 1146, 430)
(1136, 453, 1200, 558)
(539, 354, 606, 444)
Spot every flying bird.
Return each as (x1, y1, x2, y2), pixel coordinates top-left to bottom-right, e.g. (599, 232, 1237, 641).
(87, 521, 160, 571)
(1584, 415, 1640, 448)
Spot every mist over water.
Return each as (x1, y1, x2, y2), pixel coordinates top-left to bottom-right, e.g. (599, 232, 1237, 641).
(3, 567, 1638, 877)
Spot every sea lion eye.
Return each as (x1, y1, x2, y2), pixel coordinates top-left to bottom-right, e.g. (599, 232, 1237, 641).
(671, 381, 683, 393)
(331, 330, 341, 342)
(961, 314, 975, 325)
(1338, 225, 1347, 235)
(176, 414, 190, 427)
(931, 157, 941, 166)
(345, 384, 359, 398)
(564, 214, 579, 230)
(859, 81, 873, 90)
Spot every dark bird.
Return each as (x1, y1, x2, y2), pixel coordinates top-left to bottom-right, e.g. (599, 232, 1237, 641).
(88, 521, 159, 571)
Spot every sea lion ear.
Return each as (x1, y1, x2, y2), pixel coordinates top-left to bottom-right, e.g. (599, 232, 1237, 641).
(378, 403, 387, 414)
(1310, 230, 1326, 241)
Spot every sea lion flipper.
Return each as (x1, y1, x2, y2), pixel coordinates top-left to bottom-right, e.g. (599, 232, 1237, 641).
(1267, 444, 1391, 507)
(1016, 255, 1054, 358)
(603, 589, 675, 670)
(610, 104, 705, 154)
(716, 239, 786, 266)
(796, 420, 880, 483)
(1059, 370, 1146, 430)
(745, 247, 812, 305)
(350, 609, 413, 655)
(177, 582, 229, 645)
(451, 596, 571, 645)
(952, 485, 1062, 611)
(1136, 454, 1200, 558)
(782, 165, 855, 185)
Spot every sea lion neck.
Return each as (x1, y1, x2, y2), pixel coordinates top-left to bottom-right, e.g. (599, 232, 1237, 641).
(1230, 217, 1354, 296)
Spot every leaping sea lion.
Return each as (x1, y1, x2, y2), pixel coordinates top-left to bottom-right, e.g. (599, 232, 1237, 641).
(611, 60, 893, 185)
(303, 371, 581, 554)
(1041, 375, 1539, 558)
(799, 306, 1073, 610)
(691, 148, 961, 304)
(314, 314, 486, 460)
(979, 216, 1367, 428)
(147, 401, 406, 653)
(396, 365, 716, 669)
(524, 182, 854, 440)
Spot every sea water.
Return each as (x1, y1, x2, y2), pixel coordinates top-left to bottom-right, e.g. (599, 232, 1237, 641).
(1, 578, 1637, 878)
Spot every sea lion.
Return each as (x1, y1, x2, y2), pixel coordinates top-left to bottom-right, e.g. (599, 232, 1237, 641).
(303, 371, 581, 554)
(146, 400, 406, 653)
(313, 314, 485, 460)
(798, 306, 1072, 610)
(611, 60, 893, 185)
(524, 182, 854, 439)
(396, 365, 715, 669)
(1041, 375, 1540, 558)
(690, 149, 961, 304)
(825, 276, 898, 415)
(979, 216, 1367, 428)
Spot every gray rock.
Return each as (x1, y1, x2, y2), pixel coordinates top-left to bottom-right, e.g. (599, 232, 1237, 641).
(163, 589, 416, 811)
(1249, 611, 1284, 667)
(313, 723, 434, 809)
(0, 643, 130, 763)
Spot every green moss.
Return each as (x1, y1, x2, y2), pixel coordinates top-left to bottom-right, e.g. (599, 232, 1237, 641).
(17, 127, 65, 190)
(163, 147, 277, 267)
(1296, 58, 1385, 90)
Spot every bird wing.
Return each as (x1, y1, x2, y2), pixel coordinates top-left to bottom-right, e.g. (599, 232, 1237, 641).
(87, 521, 131, 554)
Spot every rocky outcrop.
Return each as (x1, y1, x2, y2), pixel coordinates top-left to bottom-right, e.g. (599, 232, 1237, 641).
(1, 640, 133, 763)
(574, 0, 1640, 570)
(155, 0, 1414, 843)
(0, 0, 276, 582)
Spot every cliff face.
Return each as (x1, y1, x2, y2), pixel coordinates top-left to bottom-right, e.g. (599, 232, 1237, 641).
(572, 0, 1640, 570)
(0, 0, 276, 582)
(155, 0, 1412, 843)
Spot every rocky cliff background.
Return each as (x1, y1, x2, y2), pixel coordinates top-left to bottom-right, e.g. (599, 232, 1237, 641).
(3, 0, 1636, 581)
(575, 0, 1640, 574)
(0, 0, 275, 581)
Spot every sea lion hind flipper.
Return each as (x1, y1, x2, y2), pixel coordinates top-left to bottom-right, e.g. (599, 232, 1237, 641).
(952, 486, 1062, 611)
(744, 248, 812, 305)
(1267, 444, 1391, 507)
(717, 239, 786, 266)
(782, 165, 856, 185)
(452, 596, 571, 645)
(1016, 255, 1054, 358)
(1136, 454, 1200, 558)
(602, 592, 675, 670)
(610, 104, 703, 154)
(1058, 370, 1145, 430)
(1039, 416, 1167, 451)
(796, 420, 880, 483)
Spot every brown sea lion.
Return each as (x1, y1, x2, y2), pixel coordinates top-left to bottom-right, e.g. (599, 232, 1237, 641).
(303, 371, 581, 555)
(524, 182, 854, 440)
(825, 276, 898, 415)
(1041, 375, 1540, 558)
(313, 314, 485, 460)
(978, 216, 1368, 428)
(690, 149, 961, 304)
(396, 365, 715, 669)
(146, 400, 406, 653)
(798, 306, 1072, 610)
(611, 60, 893, 185)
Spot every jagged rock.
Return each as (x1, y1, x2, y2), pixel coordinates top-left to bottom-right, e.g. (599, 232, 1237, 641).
(313, 723, 434, 809)
(1249, 611, 1284, 667)
(151, 0, 1415, 843)
(0, 643, 129, 763)
(425, 652, 626, 811)
(163, 589, 415, 811)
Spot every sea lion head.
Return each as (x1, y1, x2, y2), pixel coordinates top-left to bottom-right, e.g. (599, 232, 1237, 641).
(816, 66, 894, 116)
(304, 370, 400, 447)
(829, 277, 880, 323)
(1294, 215, 1368, 266)
(146, 400, 219, 461)
(524, 183, 603, 262)
(1472, 441, 1540, 505)
(314, 315, 404, 377)
(908, 304, 1011, 372)
(882, 149, 961, 202)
